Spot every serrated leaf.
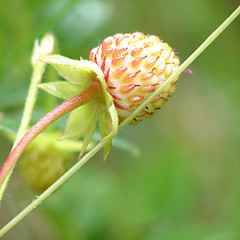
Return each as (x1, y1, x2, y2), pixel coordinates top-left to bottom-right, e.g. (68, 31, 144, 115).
(39, 81, 85, 100)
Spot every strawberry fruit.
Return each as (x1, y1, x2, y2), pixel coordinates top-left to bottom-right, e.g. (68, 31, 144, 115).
(89, 32, 180, 124)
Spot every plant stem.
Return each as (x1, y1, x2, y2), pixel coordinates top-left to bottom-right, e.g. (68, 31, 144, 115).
(0, 58, 46, 200)
(0, 80, 101, 189)
(0, 33, 55, 200)
(118, 5, 240, 131)
(0, 5, 239, 237)
(15, 65, 46, 145)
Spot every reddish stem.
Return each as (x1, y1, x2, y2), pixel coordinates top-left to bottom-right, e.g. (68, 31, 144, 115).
(0, 80, 101, 188)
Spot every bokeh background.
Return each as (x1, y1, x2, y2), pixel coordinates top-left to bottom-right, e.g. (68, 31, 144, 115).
(0, 0, 240, 239)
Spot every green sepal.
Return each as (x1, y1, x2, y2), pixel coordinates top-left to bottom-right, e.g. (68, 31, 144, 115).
(98, 105, 115, 161)
(98, 80, 118, 160)
(105, 101, 118, 141)
(60, 102, 96, 140)
(39, 81, 85, 100)
(78, 108, 99, 159)
(40, 54, 119, 160)
(40, 55, 103, 87)
(31, 33, 55, 66)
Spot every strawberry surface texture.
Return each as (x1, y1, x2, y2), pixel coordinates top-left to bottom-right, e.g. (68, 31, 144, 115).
(89, 32, 180, 124)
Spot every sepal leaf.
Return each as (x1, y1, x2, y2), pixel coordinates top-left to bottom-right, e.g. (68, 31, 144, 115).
(78, 108, 99, 159)
(40, 54, 119, 159)
(39, 82, 85, 100)
(98, 105, 117, 161)
(40, 55, 103, 87)
(61, 102, 97, 140)
(105, 102, 118, 141)
(31, 33, 55, 65)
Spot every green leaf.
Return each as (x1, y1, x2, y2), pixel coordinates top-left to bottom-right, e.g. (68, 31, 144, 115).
(39, 81, 85, 100)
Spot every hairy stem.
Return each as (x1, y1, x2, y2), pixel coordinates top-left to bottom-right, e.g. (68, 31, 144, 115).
(15, 65, 46, 145)
(0, 80, 101, 189)
(0, 57, 46, 200)
(0, 33, 55, 200)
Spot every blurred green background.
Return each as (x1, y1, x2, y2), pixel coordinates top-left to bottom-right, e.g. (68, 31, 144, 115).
(0, 0, 240, 239)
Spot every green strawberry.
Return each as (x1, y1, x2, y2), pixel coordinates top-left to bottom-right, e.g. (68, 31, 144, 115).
(89, 32, 180, 124)
(19, 132, 96, 192)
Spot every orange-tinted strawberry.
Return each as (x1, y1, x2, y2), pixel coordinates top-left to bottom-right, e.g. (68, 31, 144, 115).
(89, 32, 180, 124)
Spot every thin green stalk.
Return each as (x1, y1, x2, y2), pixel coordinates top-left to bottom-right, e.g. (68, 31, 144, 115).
(0, 33, 54, 200)
(14, 63, 46, 145)
(119, 5, 240, 131)
(0, 5, 239, 238)
(0, 54, 46, 200)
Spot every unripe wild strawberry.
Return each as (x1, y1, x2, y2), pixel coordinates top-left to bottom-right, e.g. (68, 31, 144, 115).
(19, 133, 72, 193)
(18, 130, 98, 192)
(89, 32, 180, 124)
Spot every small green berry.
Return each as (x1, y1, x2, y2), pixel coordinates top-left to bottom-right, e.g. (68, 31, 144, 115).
(19, 133, 72, 193)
